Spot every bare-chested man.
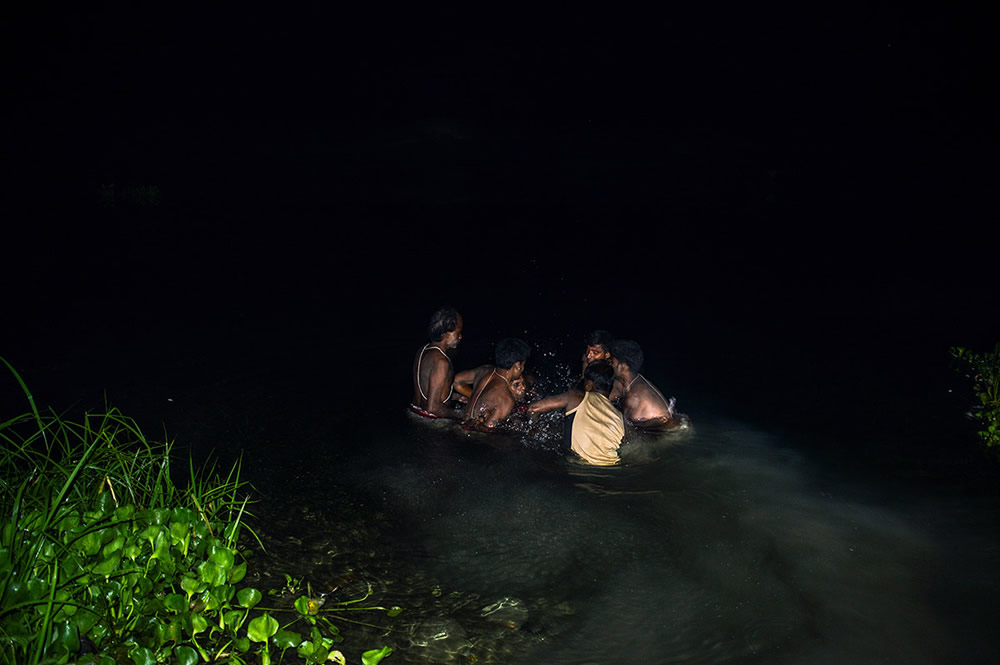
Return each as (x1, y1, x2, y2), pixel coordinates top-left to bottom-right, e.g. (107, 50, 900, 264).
(609, 339, 679, 431)
(463, 338, 531, 430)
(453, 364, 494, 401)
(411, 306, 464, 419)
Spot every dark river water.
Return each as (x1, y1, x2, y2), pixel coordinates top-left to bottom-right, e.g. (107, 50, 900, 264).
(6, 291, 998, 665)
(4, 7, 996, 662)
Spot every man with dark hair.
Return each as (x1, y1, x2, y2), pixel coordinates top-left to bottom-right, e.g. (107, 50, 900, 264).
(528, 360, 625, 466)
(411, 306, 465, 419)
(581, 330, 614, 376)
(463, 338, 531, 430)
(610, 339, 678, 431)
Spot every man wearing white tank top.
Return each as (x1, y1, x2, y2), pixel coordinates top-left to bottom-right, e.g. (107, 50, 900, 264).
(411, 306, 465, 419)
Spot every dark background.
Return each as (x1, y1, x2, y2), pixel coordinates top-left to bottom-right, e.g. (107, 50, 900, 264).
(2, 5, 997, 480)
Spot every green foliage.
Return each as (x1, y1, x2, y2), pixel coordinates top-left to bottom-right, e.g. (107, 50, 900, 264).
(950, 342, 1000, 451)
(0, 358, 396, 665)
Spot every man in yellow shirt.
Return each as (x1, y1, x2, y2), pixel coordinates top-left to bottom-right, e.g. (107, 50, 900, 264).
(527, 360, 625, 466)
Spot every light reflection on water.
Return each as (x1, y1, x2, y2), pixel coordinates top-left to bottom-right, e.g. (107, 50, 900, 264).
(197, 386, 1000, 665)
(234, 411, 995, 665)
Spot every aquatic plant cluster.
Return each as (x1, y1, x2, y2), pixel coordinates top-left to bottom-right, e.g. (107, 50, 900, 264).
(0, 359, 394, 665)
(950, 342, 1000, 453)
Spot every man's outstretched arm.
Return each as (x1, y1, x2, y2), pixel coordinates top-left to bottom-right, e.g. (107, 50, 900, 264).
(527, 391, 576, 415)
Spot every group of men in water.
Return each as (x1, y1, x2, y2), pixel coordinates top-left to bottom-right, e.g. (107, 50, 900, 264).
(410, 306, 681, 466)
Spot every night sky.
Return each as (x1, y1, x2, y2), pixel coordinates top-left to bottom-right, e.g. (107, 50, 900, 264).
(3, 5, 997, 460)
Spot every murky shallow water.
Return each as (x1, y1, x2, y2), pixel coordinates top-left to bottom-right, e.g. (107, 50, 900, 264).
(164, 370, 998, 665)
(11, 327, 998, 665)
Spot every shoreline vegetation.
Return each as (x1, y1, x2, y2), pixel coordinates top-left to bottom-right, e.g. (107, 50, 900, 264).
(0, 358, 395, 665)
(950, 343, 1000, 456)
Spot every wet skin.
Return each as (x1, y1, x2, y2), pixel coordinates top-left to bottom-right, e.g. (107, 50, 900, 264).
(412, 315, 465, 418)
(463, 362, 526, 430)
(610, 357, 676, 430)
(452, 364, 494, 402)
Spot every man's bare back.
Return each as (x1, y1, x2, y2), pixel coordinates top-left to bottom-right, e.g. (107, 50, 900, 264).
(464, 371, 518, 430)
(620, 374, 676, 429)
(610, 339, 678, 431)
(462, 337, 531, 430)
(411, 308, 464, 419)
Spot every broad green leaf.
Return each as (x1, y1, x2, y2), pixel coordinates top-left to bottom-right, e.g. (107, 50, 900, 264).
(223, 609, 244, 631)
(54, 590, 74, 617)
(234, 636, 251, 652)
(102, 533, 125, 556)
(193, 521, 212, 541)
(4, 581, 27, 606)
(361, 646, 393, 665)
(151, 530, 172, 560)
(93, 552, 122, 577)
(328, 650, 346, 665)
(197, 560, 227, 586)
(209, 545, 235, 569)
(308, 645, 330, 665)
(180, 575, 203, 596)
(131, 646, 156, 665)
(39, 540, 56, 562)
(155, 619, 183, 646)
(387, 606, 403, 617)
(124, 541, 142, 560)
(58, 513, 81, 531)
(170, 521, 190, 544)
(71, 609, 99, 635)
(135, 576, 154, 596)
(138, 525, 163, 544)
(247, 613, 279, 643)
(237, 587, 262, 609)
(88, 622, 109, 643)
(295, 596, 311, 616)
(77, 531, 103, 556)
(200, 589, 221, 612)
(50, 620, 81, 655)
(188, 613, 208, 636)
(210, 584, 235, 607)
(174, 645, 199, 665)
(163, 593, 186, 613)
(2, 621, 31, 650)
(229, 561, 247, 584)
(26, 576, 47, 601)
(273, 628, 302, 649)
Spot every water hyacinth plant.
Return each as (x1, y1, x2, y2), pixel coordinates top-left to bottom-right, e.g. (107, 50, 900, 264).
(0, 358, 394, 665)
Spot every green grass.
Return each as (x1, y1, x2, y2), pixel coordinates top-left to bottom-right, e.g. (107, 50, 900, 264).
(0, 357, 394, 665)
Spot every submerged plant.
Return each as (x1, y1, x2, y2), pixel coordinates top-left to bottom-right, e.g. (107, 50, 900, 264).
(950, 342, 1000, 452)
(0, 357, 395, 665)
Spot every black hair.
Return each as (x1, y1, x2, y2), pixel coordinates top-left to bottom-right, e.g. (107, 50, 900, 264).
(584, 359, 615, 394)
(584, 329, 614, 351)
(495, 337, 531, 369)
(611, 339, 643, 373)
(428, 306, 461, 341)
